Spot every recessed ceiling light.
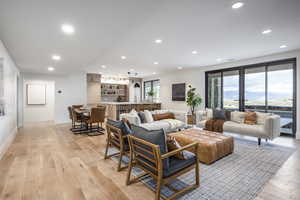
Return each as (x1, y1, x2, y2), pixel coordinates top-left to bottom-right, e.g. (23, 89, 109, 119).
(155, 39, 163, 44)
(52, 54, 61, 61)
(177, 66, 183, 70)
(121, 56, 127, 60)
(152, 72, 157, 75)
(232, 2, 244, 9)
(101, 65, 107, 69)
(61, 24, 75, 35)
(192, 50, 198, 55)
(48, 66, 55, 71)
(216, 58, 222, 62)
(262, 29, 272, 34)
(153, 62, 159, 65)
(280, 45, 287, 49)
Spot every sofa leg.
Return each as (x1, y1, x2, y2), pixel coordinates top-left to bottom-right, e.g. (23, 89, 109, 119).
(258, 138, 261, 145)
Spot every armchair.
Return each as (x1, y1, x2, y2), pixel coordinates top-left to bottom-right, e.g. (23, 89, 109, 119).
(126, 135, 200, 200)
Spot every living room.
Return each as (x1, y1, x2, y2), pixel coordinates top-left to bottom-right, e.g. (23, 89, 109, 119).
(0, 1, 300, 200)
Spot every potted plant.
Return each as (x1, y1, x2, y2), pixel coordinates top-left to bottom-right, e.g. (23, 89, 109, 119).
(186, 85, 202, 124)
(147, 89, 155, 102)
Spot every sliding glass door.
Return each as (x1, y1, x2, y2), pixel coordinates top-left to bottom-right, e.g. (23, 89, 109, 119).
(223, 70, 240, 110)
(205, 58, 296, 136)
(267, 63, 294, 134)
(207, 72, 222, 109)
(244, 66, 266, 112)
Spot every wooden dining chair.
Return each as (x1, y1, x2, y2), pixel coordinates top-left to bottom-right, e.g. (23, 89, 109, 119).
(84, 107, 106, 135)
(104, 123, 130, 171)
(71, 107, 85, 133)
(126, 135, 200, 200)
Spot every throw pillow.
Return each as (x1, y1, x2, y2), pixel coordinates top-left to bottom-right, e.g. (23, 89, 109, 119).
(205, 108, 213, 120)
(152, 113, 175, 121)
(138, 112, 147, 123)
(244, 112, 257, 125)
(225, 110, 232, 121)
(213, 109, 226, 120)
(167, 136, 190, 160)
(231, 111, 245, 123)
(107, 119, 133, 135)
(144, 110, 154, 123)
(255, 112, 272, 125)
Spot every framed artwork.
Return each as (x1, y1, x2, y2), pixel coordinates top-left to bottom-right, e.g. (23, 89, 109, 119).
(27, 84, 46, 105)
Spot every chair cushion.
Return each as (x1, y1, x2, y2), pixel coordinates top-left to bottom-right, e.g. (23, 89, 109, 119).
(107, 119, 133, 135)
(164, 152, 196, 177)
(136, 151, 195, 178)
(132, 125, 169, 169)
(223, 121, 265, 137)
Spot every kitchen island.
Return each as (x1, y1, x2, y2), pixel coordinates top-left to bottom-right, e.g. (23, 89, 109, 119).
(98, 102, 161, 120)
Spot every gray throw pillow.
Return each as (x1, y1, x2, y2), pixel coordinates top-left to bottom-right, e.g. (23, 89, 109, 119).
(138, 112, 147, 123)
(213, 109, 226, 120)
(107, 119, 133, 135)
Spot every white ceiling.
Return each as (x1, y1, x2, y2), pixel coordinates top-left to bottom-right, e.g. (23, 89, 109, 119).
(0, 0, 300, 77)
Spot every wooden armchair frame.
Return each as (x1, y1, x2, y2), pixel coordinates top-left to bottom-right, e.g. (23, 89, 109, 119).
(104, 124, 130, 171)
(126, 135, 200, 200)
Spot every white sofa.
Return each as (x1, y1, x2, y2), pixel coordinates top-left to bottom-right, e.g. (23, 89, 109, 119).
(120, 110, 186, 133)
(196, 109, 281, 145)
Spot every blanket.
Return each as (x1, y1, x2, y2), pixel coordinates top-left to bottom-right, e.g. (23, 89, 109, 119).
(162, 119, 185, 130)
(205, 119, 225, 133)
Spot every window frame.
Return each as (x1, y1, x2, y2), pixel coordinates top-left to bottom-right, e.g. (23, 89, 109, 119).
(143, 79, 160, 100)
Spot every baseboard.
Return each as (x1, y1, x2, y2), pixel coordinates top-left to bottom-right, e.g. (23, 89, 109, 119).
(0, 127, 18, 160)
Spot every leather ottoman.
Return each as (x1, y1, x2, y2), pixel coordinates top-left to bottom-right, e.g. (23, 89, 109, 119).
(169, 128, 234, 164)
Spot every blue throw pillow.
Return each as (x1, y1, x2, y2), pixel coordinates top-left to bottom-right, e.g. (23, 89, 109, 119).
(107, 119, 133, 135)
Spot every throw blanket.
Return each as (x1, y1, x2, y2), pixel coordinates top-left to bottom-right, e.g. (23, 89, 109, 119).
(162, 119, 185, 130)
(205, 119, 225, 133)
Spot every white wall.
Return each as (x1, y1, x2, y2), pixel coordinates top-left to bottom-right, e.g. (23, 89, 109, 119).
(21, 72, 87, 125)
(0, 40, 19, 159)
(144, 50, 300, 139)
(23, 79, 55, 123)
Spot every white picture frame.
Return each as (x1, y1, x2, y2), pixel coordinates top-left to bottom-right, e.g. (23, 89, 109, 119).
(27, 84, 46, 105)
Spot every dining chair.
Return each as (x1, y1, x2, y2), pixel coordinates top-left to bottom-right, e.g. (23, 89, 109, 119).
(71, 107, 85, 133)
(84, 107, 106, 135)
(126, 135, 200, 200)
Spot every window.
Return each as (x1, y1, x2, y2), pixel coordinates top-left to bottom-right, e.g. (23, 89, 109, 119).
(144, 80, 160, 101)
(205, 58, 296, 136)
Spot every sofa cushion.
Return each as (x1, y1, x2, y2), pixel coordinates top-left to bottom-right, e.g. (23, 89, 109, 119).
(153, 112, 175, 121)
(107, 119, 133, 135)
(213, 109, 226, 120)
(131, 125, 169, 169)
(255, 112, 272, 125)
(138, 112, 147, 123)
(223, 121, 265, 137)
(144, 110, 154, 123)
(231, 111, 245, 123)
(244, 112, 257, 125)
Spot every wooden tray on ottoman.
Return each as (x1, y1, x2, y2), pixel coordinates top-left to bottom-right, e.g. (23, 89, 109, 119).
(169, 128, 234, 164)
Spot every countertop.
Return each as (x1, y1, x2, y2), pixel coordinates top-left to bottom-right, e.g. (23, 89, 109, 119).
(99, 102, 161, 105)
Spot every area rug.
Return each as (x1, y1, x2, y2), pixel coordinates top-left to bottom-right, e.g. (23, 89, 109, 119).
(106, 138, 295, 200)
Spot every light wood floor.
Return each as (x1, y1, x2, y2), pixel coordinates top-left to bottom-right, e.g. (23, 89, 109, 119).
(0, 122, 299, 200)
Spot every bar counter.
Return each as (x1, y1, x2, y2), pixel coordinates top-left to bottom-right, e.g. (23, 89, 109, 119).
(98, 102, 161, 120)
